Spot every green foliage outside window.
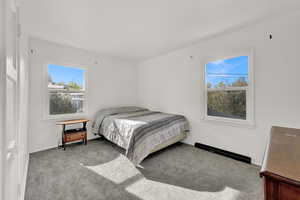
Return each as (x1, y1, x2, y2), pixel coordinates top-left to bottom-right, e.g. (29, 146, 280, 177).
(49, 93, 77, 115)
(207, 77, 247, 120)
(48, 75, 84, 115)
(67, 82, 82, 90)
(207, 90, 246, 119)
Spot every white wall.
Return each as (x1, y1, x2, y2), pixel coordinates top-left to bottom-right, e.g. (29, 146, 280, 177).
(18, 31, 30, 199)
(137, 11, 300, 165)
(28, 38, 138, 153)
(1, 2, 30, 199)
(0, 0, 5, 198)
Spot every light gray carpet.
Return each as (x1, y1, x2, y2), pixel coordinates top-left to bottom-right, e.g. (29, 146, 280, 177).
(25, 138, 263, 200)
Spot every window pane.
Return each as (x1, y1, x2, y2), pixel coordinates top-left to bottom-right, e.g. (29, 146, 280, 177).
(206, 56, 248, 88)
(49, 92, 84, 115)
(48, 64, 85, 91)
(207, 90, 246, 120)
(48, 64, 85, 115)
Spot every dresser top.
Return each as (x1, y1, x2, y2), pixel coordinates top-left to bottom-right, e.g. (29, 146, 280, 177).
(261, 126, 300, 183)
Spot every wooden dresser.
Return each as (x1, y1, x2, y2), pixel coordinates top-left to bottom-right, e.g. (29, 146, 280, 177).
(260, 126, 300, 200)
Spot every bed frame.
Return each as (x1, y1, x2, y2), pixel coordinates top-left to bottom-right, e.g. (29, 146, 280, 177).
(150, 132, 187, 153)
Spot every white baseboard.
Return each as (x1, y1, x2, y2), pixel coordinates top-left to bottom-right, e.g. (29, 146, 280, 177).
(20, 154, 29, 200)
(181, 140, 261, 166)
(29, 134, 101, 154)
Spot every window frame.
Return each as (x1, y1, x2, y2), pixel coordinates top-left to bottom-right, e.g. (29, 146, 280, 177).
(43, 62, 88, 120)
(203, 50, 255, 127)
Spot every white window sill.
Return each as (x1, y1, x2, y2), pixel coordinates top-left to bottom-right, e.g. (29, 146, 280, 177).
(202, 116, 255, 129)
(44, 112, 88, 121)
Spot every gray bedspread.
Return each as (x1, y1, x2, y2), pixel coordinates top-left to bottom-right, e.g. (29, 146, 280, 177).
(92, 107, 189, 165)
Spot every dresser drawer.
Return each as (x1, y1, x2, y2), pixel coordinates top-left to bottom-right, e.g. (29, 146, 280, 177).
(279, 182, 300, 200)
(64, 132, 86, 142)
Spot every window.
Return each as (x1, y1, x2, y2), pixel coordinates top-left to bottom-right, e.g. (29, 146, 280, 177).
(204, 54, 254, 125)
(47, 64, 86, 118)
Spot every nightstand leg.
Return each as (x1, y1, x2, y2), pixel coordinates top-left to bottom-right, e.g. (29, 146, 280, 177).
(62, 124, 66, 150)
(84, 132, 87, 145)
(83, 122, 87, 145)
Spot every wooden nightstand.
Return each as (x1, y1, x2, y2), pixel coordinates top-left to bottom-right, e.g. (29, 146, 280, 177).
(56, 119, 89, 150)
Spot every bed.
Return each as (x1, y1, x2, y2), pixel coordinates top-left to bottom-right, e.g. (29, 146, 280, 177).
(91, 106, 189, 165)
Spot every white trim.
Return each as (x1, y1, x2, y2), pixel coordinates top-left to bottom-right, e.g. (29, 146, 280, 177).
(204, 116, 255, 128)
(46, 113, 88, 121)
(0, 56, 5, 200)
(6, 62, 18, 80)
(202, 48, 255, 127)
(19, 153, 28, 200)
(42, 62, 88, 120)
(207, 87, 247, 92)
(29, 134, 100, 154)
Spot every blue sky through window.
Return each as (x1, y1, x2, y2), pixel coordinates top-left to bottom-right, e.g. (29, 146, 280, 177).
(48, 64, 85, 87)
(206, 56, 248, 87)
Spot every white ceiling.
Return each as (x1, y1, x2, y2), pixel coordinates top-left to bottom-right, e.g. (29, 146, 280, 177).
(23, 0, 300, 60)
